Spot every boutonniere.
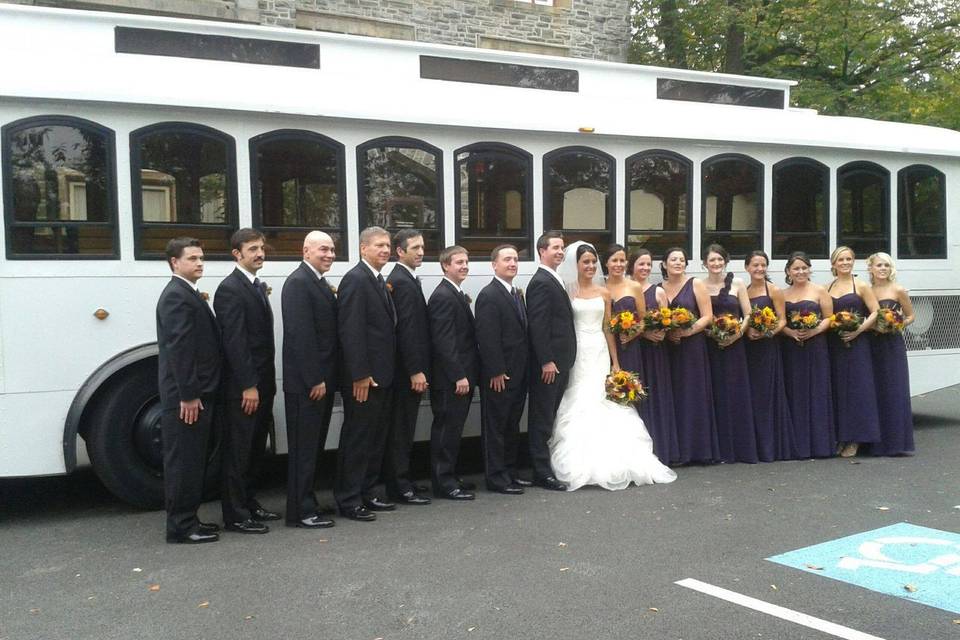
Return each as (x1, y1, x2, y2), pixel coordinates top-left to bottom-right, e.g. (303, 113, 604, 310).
(464, 293, 473, 304)
(386, 282, 394, 293)
(265, 286, 273, 296)
(200, 291, 210, 301)
(329, 285, 337, 296)
(516, 287, 525, 299)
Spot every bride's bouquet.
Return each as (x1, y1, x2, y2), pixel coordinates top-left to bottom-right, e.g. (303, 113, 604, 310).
(605, 370, 647, 406)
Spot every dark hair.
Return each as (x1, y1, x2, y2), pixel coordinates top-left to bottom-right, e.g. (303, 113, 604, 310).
(659, 247, 688, 278)
(627, 249, 652, 278)
(784, 251, 811, 285)
(392, 228, 423, 253)
(702, 243, 729, 263)
(165, 237, 202, 271)
(439, 245, 468, 266)
(601, 243, 627, 276)
(230, 228, 265, 253)
(490, 243, 518, 261)
(576, 244, 598, 263)
(536, 230, 564, 254)
(744, 250, 772, 282)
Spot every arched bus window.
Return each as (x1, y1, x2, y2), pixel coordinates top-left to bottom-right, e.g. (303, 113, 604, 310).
(131, 122, 237, 259)
(2, 116, 118, 258)
(898, 164, 946, 259)
(455, 142, 532, 258)
(250, 129, 347, 260)
(625, 149, 691, 257)
(358, 136, 443, 259)
(701, 153, 763, 257)
(772, 157, 829, 258)
(543, 146, 614, 254)
(838, 161, 889, 256)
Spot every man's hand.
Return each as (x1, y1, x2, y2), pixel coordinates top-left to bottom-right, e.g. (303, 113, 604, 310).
(353, 377, 377, 403)
(410, 372, 428, 394)
(541, 362, 559, 384)
(240, 386, 260, 415)
(490, 373, 510, 393)
(454, 377, 470, 396)
(308, 382, 327, 401)
(179, 398, 204, 425)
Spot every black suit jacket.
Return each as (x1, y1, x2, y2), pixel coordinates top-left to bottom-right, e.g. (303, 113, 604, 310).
(526, 267, 577, 371)
(214, 268, 276, 398)
(156, 277, 222, 411)
(337, 261, 396, 388)
(427, 279, 479, 388)
(281, 262, 338, 395)
(475, 278, 529, 381)
(387, 264, 430, 381)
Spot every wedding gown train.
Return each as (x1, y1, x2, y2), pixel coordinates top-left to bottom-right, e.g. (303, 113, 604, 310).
(549, 296, 677, 491)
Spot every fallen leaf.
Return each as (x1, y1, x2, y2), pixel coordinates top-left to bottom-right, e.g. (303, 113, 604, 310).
(318, 539, 328, 543)
(87, 596, 95, 601)
(877, 506, 890, 511)
(148, 584, 160, 592)
(132, 568, 142, 573)
(649, 607, 659, 613)
(953, 506, 960, 510)
(952, 619, 960, 624)
(244, 615, 255, 621)
(559, 567, 570, 572)
(198, 601, 210, 608)
(770, 584, 778, 591)
(29, 608, 40, 614)
(904, 584, 918, 593)
(468, 627, 476, 632)
(558, 542, 567, 547)
(804, 564, 825, 570)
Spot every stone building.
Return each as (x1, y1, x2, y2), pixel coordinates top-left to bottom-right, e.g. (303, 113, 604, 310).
(2, 0, 631, 61)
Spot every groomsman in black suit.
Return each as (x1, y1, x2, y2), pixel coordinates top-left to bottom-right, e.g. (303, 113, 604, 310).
(427, 246, 478, 500)
(526, 231, 574, 491)
(214, 228, 279, 534)
(336, 226, 397, 521)
(156, 237, 222, 544)
(475, 245, 529, 494)
(382, 229, 432, 505)
(280, 231, 338, 529)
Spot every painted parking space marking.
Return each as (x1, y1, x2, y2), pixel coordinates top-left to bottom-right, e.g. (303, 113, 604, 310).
(767, 522, 960, 614)
(675, 578, 887, 640)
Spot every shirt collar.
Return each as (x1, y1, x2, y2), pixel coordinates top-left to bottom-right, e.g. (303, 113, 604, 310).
(361, 259, 382, 279)
(302, 260, 325, 282)
(395, 261, 417, 278)
(235, 265, 258, 284)
(538, 263, 564, 286)
(494, 275, 514, 293)
(443, 276, 464, 294)
(173, 274, 199, 292)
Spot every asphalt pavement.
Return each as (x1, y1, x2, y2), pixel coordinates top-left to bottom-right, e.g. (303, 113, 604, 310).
(2, 387, 959, 640)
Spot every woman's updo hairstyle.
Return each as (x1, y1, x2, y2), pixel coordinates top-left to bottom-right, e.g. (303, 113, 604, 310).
(784, 251, 812, 285)
(576, 243, 598, 263)
(627, 248, 652, 278)
(702, 243, 729, 264)
(829, 245, 855, 276)
(659, 247, 688, 278)
(601, 243, 627, 276)
(744, 250, 772, 282)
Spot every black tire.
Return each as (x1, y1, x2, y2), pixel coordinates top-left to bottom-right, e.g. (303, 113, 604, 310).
(84, 360, 221, 509)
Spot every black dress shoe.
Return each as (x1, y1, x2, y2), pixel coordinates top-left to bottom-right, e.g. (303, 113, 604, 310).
(512, 477, 533, 487)
(167, 531, 219, 544)
(396, 491, 431, 505)
(362, 496, 397, 511)
(287, 515, 335, 529)
(457, 477, 477, 491)
(198, 521, 220, 534)
(225, 518, 269, 534)
(340, 506, 376, 522)
(249, 506, 282, 522)
(439, 488, 475, 501)
(488, 484, 524, 495)
(536, 476, 568, 491)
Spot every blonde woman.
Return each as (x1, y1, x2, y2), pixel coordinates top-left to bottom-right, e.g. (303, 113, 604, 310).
(867, 253, 915, 455)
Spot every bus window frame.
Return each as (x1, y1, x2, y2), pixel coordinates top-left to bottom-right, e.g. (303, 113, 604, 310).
(897, 163, 947, 260)
(772, 156, 830, 259)
(542, 144, 616, 252)
(624, 148, 693, 258)
(700, 152, 765, 258)
(837, 160, 890, 256)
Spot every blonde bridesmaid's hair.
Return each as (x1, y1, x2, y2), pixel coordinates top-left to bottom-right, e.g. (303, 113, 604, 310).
(829, 245, 855, 276)
(866, 252, 897, 285)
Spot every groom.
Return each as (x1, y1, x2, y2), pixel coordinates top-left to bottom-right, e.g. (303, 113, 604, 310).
(525, 231, 575, 491)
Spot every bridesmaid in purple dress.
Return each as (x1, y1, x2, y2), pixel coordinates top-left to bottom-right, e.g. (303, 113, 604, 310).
(743, 250, 794, 461)
(780, 252, 836, 459)
(604, 244, 646, 379)
(866, 252, 915, 456)
(661, 247, 720, 464)
(826, 246, 881, 458)
(701, 244, 758, 463)
(629, 249, 679, 463)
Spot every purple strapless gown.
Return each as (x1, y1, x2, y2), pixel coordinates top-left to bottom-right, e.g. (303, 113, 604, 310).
(828, 286, 881, 445)
(781, 300, 836, 458)
(869, 299, 914, 455)
(707, 289, 758, 463)
(612, 296, 644, 379)
(745, 290, 795, 461)
(667, 278, 720, 464)
(637, 285, 679, 464)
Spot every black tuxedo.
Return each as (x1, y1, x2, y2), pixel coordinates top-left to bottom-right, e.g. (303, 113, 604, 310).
(213, 267, 276, 524)
(382, 263, 430, 498)
(335, 261, 397, 511)
(156, 276, 221, 538)
(525, 266, 577, 480)
(475, 278, 529, 489)
(280, 262, 338, 523)
(427, 278, 479, 494)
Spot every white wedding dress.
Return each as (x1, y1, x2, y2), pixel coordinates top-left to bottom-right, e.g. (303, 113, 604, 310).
(549, 297, 678, 491)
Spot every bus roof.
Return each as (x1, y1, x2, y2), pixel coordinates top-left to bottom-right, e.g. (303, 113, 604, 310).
(2, 4, 959, 159)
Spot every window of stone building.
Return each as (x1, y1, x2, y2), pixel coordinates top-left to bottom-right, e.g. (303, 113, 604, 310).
(772, 157, 829, 258)
(701, 154, 763, 257)
(543, 146, 614, 255)
(625, 150, 691, 258)
(898, 164, 946, 259)
(2, 116, 118, 258)
(838, 161, 890, 256)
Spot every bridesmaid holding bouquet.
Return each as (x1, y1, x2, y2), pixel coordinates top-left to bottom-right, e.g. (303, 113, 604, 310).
(780, 252, 836, 459)
(743, 250, 794, 461)
(866, 252, 915, 456)
(604, 244, 646, 379)
(629, 249, 679, 464)
(826, 246, 881, 458)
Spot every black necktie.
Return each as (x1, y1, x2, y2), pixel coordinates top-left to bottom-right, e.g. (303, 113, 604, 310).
(378, 273, 397, 324)
(512, 287, 527, 327)
(253, 277, 269, 308)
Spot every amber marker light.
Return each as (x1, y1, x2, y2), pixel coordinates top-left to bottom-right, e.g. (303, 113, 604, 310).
(93, 308, 109, 320)
(578, 127, 596, 133)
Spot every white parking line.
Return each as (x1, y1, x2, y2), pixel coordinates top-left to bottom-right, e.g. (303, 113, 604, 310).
(675, 578, 887, 640)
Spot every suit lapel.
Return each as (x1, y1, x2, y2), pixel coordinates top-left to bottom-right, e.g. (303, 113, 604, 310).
(300, 262, 334, 303)
(495, 278, 525, 329)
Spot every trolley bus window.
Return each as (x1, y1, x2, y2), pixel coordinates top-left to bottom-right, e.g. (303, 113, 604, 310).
(455, 143, 532, 258)
(772, 157, 829, 259)
(898, 165, 946, 259)
(2, 116, 118, 258)
(625, 150, 691, 257)
(701, 154, 763, 257)
(544, 146, 614, 255)
(250, 129, 347, 260)
(838, 161, 889, 256)
(358, 137, 442, 259)
(131, 123, 237, 259)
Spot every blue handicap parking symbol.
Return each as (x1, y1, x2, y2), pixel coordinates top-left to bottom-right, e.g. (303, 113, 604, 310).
(767, 522, 960, 614)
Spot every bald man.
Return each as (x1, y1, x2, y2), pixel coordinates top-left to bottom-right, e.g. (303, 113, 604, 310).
(280, 231, 339, 529)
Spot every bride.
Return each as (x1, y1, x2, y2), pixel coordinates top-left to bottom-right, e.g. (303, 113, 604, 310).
(549, 242, 677, 491)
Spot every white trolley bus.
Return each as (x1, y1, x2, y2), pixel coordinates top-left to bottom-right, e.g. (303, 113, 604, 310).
(1, 5, 958, 507)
